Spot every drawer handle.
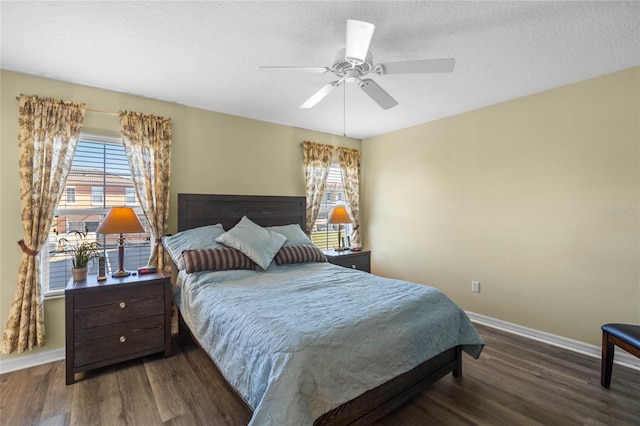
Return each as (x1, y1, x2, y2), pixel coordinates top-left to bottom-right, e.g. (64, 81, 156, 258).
(119, 336, 126, 343)
(119, 302, 126, 309)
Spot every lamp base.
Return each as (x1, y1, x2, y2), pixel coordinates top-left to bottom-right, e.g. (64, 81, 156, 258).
(112, 234, 131, 278)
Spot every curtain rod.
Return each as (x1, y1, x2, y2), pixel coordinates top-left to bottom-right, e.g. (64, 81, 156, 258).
(15, 95, 120, 116)
(84, 107, 119, 116)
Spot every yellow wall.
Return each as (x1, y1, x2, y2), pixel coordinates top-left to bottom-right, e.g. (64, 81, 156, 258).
(362, 67, 640, 346)
(0, 70, 359, 361)
(2, 67, 638, 363)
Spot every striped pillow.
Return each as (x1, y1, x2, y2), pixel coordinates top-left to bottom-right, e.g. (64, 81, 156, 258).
(275, 245, 327, 265)
(182, 247, 256, 273)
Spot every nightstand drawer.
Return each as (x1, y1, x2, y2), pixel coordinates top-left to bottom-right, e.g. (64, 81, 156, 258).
(331, 255, 369, 271)
(74, 315, 165, 367)
(75, 314, 165, 342)
(324, 250, 371, 273)
(74, 284, 164, 329)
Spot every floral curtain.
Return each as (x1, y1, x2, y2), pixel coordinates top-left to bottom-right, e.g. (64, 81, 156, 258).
(2, 96, 85, 354)
(303, 141, 334, 234)
(338, 147, 362, 247)
(119, 112, 172, 273)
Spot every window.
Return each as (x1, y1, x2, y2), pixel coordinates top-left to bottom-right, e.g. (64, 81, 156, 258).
(125, 188, 137, 205)
(310, 161, 352, 250)
(41, 135, 152, 297)
(65, 186, 76, 204)
(67, 221, 86, 232)
(91, 187, 104, 205)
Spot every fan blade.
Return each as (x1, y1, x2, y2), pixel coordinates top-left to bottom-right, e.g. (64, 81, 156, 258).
(300, 80, 343, 109)
(258, 66, 330, 73)
(359, 79, 398, 110)
(345, 20, 375, 65)
(377, 58, 455, 75)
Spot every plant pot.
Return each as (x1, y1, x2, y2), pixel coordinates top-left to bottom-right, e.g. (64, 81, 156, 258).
(72, 267, 88, 281)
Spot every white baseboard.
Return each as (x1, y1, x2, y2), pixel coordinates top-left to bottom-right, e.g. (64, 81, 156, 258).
(466, 311, 640, 371)
(0, 348, 65, 375)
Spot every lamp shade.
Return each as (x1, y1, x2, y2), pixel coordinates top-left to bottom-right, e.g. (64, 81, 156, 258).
(96, 207, 145, 235)
(328, 205, 352, 224)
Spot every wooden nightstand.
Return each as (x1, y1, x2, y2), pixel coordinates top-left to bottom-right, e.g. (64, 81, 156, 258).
(65, 272, 171, 385)
(324, 250, 371, 273)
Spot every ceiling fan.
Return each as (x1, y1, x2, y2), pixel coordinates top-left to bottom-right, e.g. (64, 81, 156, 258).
(259, 20, 455, 110)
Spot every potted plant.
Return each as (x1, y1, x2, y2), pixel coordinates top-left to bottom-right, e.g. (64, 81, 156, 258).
(57, 229, 102, 281)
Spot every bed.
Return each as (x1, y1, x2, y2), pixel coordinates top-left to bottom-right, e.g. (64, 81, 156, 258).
(166, 193, 484, 425)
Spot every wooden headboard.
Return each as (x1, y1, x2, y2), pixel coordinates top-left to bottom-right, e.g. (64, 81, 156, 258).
(177, 194, 306, 232)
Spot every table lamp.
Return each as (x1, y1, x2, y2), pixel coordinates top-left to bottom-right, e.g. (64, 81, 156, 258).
(96, 206, 145, 277)
(328, 205, 352, 251)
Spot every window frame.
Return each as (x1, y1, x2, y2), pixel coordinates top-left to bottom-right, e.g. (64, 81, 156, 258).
(91, 186, 104, 206)
(41, 133, 151, 298)
(310, 159, 353, 250)
(65, 186, 76, 205)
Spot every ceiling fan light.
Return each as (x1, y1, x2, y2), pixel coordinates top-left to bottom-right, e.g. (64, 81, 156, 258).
(345, 20, 375, 65)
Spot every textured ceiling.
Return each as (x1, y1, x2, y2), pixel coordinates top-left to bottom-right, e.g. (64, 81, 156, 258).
(2, 1, 639, 139)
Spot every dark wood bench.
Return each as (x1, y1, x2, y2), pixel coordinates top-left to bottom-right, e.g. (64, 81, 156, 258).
(601, 323, 640, 388)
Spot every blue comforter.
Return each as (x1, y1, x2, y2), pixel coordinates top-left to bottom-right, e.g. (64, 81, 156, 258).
(176, 262, 484, 425)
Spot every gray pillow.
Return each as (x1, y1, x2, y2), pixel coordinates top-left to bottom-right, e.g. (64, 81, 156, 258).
(215, 216, 287, 270)
(266, 224, 313, 246)
(162, 224, 225, 270)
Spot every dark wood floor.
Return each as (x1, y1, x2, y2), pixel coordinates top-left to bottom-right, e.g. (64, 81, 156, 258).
(2, 323, 639, 425)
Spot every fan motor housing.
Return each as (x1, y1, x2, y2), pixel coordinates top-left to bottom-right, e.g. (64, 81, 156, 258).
(331, 48, 374, 75)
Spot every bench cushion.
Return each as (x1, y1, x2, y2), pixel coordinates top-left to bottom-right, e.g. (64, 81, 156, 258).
(602, 323, 640, 349)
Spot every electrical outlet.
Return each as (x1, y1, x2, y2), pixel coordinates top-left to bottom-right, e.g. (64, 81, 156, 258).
(472, 281, 480, 293)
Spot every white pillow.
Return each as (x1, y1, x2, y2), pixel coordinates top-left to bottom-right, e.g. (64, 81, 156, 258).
(215, 216, 287, 270)
(266, 224, 313, 247)
(162, 224, 225, 270)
